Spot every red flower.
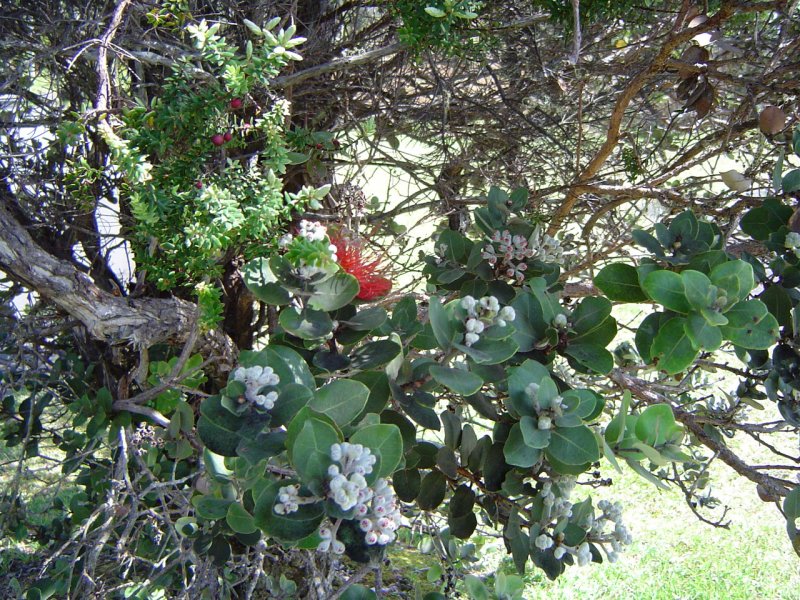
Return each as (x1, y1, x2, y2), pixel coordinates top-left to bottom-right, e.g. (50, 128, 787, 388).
(331, 236, 392, 301)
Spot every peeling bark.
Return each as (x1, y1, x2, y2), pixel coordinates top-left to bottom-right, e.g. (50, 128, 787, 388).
(0, 201, 236, 367)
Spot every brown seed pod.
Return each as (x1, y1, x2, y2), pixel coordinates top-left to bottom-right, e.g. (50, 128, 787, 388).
(759, 105, 786, 135)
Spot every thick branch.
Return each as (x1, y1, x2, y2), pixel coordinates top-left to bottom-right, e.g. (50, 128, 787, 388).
(0, 201, 235, 365)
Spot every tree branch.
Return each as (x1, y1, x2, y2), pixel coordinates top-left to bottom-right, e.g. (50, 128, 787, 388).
(0, 201, 236, 366)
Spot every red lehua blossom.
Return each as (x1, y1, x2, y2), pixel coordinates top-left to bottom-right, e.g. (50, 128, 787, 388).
(330, 236, 392, 301)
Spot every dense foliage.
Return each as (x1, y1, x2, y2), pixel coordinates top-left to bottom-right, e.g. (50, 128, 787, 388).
(0, 1, 798, 599)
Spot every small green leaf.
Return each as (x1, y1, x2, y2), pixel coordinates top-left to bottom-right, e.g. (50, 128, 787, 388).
(684, 312, 723, 351)
(635, 404, 683, 446)
(545, 425, 600, 465)
(429, 365, 483, 395)
(308, 273, 359, 311)
(226, 503, 257, 534)
(709, 260, 755, 306)
(504, 423, 542, 467)
(651, 317, 698, 375)
(642, 270, 691, 313)
(424, 6, 447, 18)
(309, 380, 369, 427)
(350, 424, 404, 478)
(290, 417, 341, 492)
(681, 270, 713, 311)
(594, 264, 648, 302)
(417, 470, 447, 510)
(429, 297, 458, 349)
(279, 307, 333, 339)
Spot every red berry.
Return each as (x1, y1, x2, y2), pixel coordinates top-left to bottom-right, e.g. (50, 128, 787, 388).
(211, 134, 225, 146)
(315, 143, 324, 150)
(229, 98, 243, 110)
(195, 181, 203, 189)
(223, 131, 233, 142)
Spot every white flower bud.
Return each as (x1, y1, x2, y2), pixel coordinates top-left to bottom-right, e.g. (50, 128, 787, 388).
(538, 416, 552, 430)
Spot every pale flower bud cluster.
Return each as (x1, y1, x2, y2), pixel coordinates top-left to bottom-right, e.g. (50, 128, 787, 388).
(482, 225, 564, 281)
(538, 486, 632, 566)
(460, 295, 516, 346)
(317, 522, 346, 555)
(786, 232, 800, 259)
(315, 444, 405, 554)
(327, 443, 377, 511)
(232, 365, 280, 409)
(525, 382, 569, 428)
(593, 499, 633, 562)
(297, 219, 327, 242)
(131, 423, 164, 455)
(358, 478, 403, 545)
(482, 230, 532, 282)
(273, 484, 301, 515)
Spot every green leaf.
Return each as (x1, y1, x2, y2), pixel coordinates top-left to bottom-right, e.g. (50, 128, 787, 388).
(267, 346, 316, 389)
(510, 291, 543, 352)
(424, 6, 447, 18)
(563, 343, 614, 375)
(635, 312, 664, 364)
(605, 391, 630, 446)
(504, 423, 542, 467)
(350, 424, 404, 478)
(308, 273, 359, 311)
(279, 307, 333, 339)
(192, 495, 232, 520)
(681, 270, 713, 311)
(290, 417, 341, 492)
(760, 285, 792, 329)
(349, 340, 402, 370)
(684, 312, 723, 351)
(571, 296, 614, 339)
(309, 380, 369, 427)
(429, 365, 483, 395)
(507, 359, 550, 417)
(632, 229, 665, 256)
(783, 169, 800, 194)
(429, 296, 458, 349)
(545, 425, 600, 465)
(457, 337, 519, 365)
(226, 503, 257, 534)
(270, 383, 314, 427)
(594, 264, 648, 302)
(642, 270, 691, 313)
(342, 306, 387, 331)
(253, 480, 324, 542)
(635, 404, 683, 446)
(709, 260, 755, 306)
(417, 470, 447, 510)
(651, 317, 698, 375)
(520, 416, 551, 448)
(242, 258, 291, 305)
(197, 395, 246, 456)
(340, 585, 378, 600)
(721, 311, 779, 350)
(393, 468, 420, 502)
(784, 485, 800, 524)
(464, 576, 490, 600)
(448, 485, 477, 539)
(740, 198, 792, 241)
